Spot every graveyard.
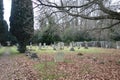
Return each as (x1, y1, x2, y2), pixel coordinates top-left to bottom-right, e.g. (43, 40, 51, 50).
(0, 44, 120, 80)
(1, 0, 120, 80)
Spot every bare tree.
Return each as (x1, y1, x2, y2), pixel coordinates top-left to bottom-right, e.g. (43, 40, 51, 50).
(34, 0, 120, 29)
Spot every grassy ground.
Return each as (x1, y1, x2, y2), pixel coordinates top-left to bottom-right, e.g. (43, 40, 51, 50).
(27, 46, 112, 54)
(0, 45, 117, 56)
(0, 46, 19, 56)
(0, 46, 120, 80)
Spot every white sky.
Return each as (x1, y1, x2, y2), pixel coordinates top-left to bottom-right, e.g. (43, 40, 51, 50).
(3, 0, 11, 27)
(3, 0, 120, 28)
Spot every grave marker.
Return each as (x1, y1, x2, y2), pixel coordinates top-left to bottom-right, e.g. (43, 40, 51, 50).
(39, 43, 42, 49)
(54, 52, 64, 62)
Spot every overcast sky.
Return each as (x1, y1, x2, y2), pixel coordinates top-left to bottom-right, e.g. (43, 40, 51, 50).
(3, 0, 120, 28)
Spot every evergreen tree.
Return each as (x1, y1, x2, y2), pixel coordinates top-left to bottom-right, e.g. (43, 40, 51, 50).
(10, 0, 34, 53)
(0, 0, 8, 45)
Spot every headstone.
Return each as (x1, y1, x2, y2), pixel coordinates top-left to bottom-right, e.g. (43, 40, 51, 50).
(70, 42, 75, 51)
(105, 44, 108, 48)
(43, 43, 46, 48)
(84, 41, 88, 49)
(58, 42, 64, 50)
(52, 44, 56, 50)
(116, 42, 120, 49)
(29, 42, 32, 50)
(77, 42, 81, 49)
(39, 43, 42, 49)
(54, 52, 64, 62)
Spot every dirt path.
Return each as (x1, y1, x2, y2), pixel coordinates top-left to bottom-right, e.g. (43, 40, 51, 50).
(0, 54, 39, 80)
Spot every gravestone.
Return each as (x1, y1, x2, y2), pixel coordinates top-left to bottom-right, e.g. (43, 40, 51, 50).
(54, 52, 64, 62)
(70, 42, 75, 51)
(116, 42, 120, 49)
(58, 42, 64, 50)
(76, 42, 81, 49)
(84, 41, 88, 49)
(52, 44, 56, 50)
(43, 43, 46, 48)
(29, 42, 32, 50)
(105, 44, 108, 48)
(39, 43, 42, 49)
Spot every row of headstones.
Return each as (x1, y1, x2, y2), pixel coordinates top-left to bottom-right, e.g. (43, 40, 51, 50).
(38, 42, 86, 51)
(1, 41, 119, 49)
(76, 41, 120, 49)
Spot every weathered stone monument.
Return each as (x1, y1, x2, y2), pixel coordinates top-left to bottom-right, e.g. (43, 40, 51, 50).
(29, 42, 32, 50)
(54, 52, 65, 62)
(43, 43, 46, 48)
(39, 43, 42, 49)
(116, 42, 120, 49)
(52, 44, 56, 50)
(84, 41, 88, 49)
(58, 42, 64, 50)
(70, 42, 75, 51)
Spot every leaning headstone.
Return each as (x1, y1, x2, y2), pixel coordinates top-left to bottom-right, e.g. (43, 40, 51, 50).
(54, 52, 64, 62)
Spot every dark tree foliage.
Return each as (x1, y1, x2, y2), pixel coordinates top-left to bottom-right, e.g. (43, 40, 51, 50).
(0, 0, 9, 45)
(0, 0, 3, 20)
(10, 0, 34, 53)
